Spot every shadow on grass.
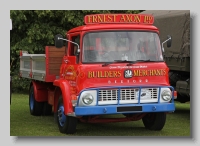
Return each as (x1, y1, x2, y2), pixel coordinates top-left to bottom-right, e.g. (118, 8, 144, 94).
(75, 122, 147, 136)
(174, 109, 190, 114)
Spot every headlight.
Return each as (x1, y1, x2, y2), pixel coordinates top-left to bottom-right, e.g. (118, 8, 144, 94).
(82, 93, 94, 105)
(161, 90, 172, 101)
(79, 90, 97, 106)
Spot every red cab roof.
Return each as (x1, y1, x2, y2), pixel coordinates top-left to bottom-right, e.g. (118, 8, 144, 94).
(68, 24, 158, 34)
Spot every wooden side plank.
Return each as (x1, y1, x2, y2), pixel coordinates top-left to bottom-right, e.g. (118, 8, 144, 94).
(46, 46, 65, 76)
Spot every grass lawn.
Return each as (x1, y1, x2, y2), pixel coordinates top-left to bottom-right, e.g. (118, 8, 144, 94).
(10, 93, 190, 136)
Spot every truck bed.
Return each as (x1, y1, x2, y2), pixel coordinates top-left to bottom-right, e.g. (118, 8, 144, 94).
(20, 46, 65, 82)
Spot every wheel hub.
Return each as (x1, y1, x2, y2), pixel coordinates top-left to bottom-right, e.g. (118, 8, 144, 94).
(58, 106, 66, 126)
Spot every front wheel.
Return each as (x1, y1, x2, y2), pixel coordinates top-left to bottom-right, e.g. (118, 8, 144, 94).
(57, 95, 77, 134)
(142, 112, 166, 131)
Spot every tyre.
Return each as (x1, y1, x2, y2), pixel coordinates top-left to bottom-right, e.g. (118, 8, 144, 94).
(177, 93, 190, 103)
(29, 86, 44, 116)
(57, 95, 77, 134)
(169, 72, 190, 103)
(169, 71, 189, 86)
(169, 71, 180, 86)
(142, 112, 166, 131)
(43, 102, 52, 116)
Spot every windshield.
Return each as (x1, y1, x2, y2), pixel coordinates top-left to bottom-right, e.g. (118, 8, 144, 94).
(82, 31, 163, 63)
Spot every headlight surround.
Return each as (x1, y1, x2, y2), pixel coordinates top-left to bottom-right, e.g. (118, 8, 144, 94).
(82, 93, 94, 105)
(161, 90, 172, 101)
(78, 90, 97, 106)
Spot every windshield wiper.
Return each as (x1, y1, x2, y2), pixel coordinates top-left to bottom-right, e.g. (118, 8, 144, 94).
(102, 60, 134, 67)
(102, 62, 113, 67)
(102, 60, 164, 67)
(127, 60, 164, 66)
(114, 60, 135, 63)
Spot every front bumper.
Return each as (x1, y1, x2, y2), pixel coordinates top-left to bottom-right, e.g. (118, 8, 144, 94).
(75, 103, 175, 116)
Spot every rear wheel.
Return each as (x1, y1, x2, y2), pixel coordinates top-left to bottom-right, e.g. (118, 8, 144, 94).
(169, 71, 190, 103)
(43, 102, 52, 116)
(57, 95, 77, 134)
(29, 86, 44, 116)
(169, 71, 180, 86)
(142, 112, 166, 131)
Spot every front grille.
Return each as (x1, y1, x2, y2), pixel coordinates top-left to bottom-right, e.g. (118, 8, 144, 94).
(98, 89, 118, 101)
(148, 88, 158, 98)
(120, 88, 137, 100)
(98, 87, 158, 105)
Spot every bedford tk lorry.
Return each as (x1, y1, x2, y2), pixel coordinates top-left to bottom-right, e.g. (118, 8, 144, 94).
(19, 13, 176, 134)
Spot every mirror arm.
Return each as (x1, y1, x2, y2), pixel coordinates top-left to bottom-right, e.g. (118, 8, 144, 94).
(58, 37, 80, 53)
(161, 37, 171, 52)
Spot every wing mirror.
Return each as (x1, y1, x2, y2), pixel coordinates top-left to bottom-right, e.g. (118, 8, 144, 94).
(161, 35, 172, 52)
(54, 34, 64, 48)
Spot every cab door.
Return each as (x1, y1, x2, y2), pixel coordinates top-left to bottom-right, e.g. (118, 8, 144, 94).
(62, 33, 81, 97)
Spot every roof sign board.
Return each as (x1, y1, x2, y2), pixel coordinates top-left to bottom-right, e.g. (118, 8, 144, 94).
(84, 14, 154, 25)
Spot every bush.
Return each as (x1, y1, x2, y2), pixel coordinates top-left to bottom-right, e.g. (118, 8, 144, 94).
(11, 74, 30, 93)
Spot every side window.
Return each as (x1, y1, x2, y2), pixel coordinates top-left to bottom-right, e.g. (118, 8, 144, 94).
(65, 35, 69, 55)
(70, 35, 80, 56)
(70, 35, 80, 64)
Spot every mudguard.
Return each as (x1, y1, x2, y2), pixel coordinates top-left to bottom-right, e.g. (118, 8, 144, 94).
(31, 81, 48, 102)
(53, 79, 73, 115)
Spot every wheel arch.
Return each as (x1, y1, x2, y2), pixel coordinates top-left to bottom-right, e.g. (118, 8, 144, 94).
(53, 87, 62, 113)
(53, 79, 73, 115)
(29, 80, 48, 102)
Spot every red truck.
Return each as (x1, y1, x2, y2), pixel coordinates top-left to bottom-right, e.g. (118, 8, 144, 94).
(19, 13, 176, 134)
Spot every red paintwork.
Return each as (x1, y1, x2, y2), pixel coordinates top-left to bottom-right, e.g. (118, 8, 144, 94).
(58, 60, 170, 94)
(19, 50, 22, 56)
(53, 79, 73, 115)
(68, 24, 159, 34)
(45, 46, 49, 77)
(53, 87, 62, 113)
(45, 75, 57, 82)
(174, 91, 177, 99)
(74, 63, 170, 94)
(31, 81, 48, 102)
(48, 90, 55, 105)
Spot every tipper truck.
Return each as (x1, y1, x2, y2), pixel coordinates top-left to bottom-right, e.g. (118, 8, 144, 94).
(19, 13, 176, 134)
